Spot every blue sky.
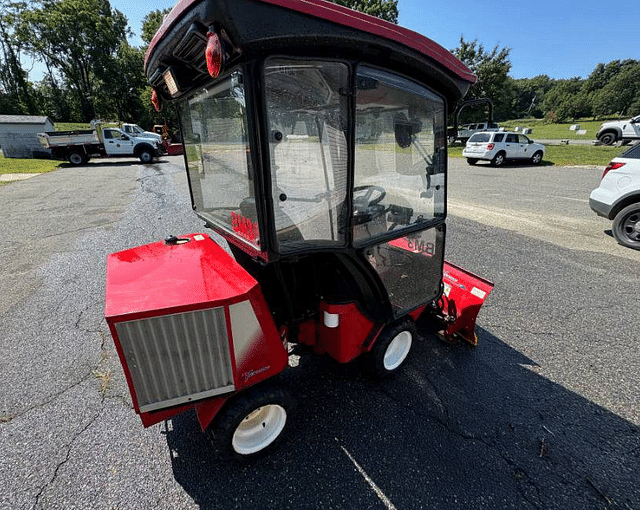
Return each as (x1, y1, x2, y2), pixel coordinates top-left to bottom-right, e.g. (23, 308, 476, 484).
(92, 0, 640, 81)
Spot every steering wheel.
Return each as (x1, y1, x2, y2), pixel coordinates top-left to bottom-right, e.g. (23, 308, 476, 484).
(354, 185, 386, 207)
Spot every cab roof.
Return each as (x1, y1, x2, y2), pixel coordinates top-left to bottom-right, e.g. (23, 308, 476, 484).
(145, 0, 476, 104)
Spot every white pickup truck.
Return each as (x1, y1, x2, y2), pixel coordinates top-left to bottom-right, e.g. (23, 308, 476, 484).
(38, 127, 164, 165)
(121, 123, 163, 142)
(455, 122, 500, 142)
(596, 115, 640, 145)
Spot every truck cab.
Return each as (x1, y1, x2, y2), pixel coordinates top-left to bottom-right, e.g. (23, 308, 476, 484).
(121, 123, 163, 142)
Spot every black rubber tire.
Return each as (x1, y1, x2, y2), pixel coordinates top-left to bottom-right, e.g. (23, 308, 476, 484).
(598, 132, 617, 146)
(466, 158, 478, 165)
(68, 151, 85, 166)
(206, 384, 294, 461)
(138, 149, 153, 163)
(612, 203, 640, 250)
(491, 152, 506, 167)
(531, 151, 543, 165)
(364, 318, 416, 378)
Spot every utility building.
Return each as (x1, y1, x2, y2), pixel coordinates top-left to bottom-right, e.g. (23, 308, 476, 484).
(0, 115, 54, 158)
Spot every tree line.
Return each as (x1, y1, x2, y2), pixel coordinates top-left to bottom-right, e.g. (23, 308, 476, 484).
(451, 38, 640, 124)
(1, 0, 638, 128)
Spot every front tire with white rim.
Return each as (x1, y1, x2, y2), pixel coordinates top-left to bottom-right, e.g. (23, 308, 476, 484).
(207, 384, 294, 461)
(364, 319, 416, 378)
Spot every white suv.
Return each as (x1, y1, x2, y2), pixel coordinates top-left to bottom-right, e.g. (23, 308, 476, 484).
(596, 115, 640, 145)
(462, 131, 546, 166)
(589, 143, 640, 249)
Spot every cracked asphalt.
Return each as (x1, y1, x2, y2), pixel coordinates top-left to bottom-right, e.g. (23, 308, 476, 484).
(0, 156, 638, 509)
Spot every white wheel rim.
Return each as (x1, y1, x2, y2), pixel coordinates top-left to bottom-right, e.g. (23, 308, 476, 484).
(383, 330, 412, 370)
(232, 404, 287, 455)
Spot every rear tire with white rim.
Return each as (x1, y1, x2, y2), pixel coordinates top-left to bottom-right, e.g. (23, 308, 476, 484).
(207, 384, 294, 461)
(364, 318, 416, 378)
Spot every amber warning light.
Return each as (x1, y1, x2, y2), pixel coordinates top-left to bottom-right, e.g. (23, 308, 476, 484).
(205, 32, 223, 78)
(151, 88, 162, 112)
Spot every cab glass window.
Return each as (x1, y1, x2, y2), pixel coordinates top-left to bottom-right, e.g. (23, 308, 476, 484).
(364, 227, 444, 314)
(353, 67, 446, 245)
(179, 71, 261, 250)
(264, 58, 349, 252)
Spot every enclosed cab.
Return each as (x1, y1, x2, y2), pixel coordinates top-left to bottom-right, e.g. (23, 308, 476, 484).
(105, 0, 492, 460)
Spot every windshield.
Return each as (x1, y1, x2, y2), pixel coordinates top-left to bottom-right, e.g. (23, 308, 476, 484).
(179, 70, 261, 251)
(353, 66, 446, 245)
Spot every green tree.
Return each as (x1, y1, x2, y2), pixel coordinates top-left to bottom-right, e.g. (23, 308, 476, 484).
(511, 75, 554, 119)
(0, 0, 37, 114)
(591, 62, 640, 117)
(141, 8, 171, 46)
(17, 0, 130, 121)
(329, 0, 398, 23)
(541, 78, 587, 122)
(451, 37, 513, 121)
(97, 42, 147, 121)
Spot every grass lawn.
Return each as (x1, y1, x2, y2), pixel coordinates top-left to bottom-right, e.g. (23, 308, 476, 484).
(0, 153, 60, 175)
(498, 118, 606, 140)
(55, 122, 119, 131)
(448, 143, 626, 167)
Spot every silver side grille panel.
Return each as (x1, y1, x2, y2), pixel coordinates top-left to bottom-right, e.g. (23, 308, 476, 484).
(115, 307, 235, 413)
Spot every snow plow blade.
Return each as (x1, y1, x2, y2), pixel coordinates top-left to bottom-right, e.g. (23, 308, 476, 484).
(437, 261, 494, 345)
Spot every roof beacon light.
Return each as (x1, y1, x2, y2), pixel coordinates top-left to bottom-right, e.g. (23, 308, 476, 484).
(205, 31, 223, 78)
(151, 88, 162, 112)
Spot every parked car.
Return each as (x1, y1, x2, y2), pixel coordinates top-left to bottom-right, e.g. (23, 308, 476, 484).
(589, 143, 640, 249)
(462, 131, 545, 166)
(596, 115, 640, 145)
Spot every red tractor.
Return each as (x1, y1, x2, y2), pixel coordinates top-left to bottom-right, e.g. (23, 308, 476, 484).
(105, 0, 493, 460)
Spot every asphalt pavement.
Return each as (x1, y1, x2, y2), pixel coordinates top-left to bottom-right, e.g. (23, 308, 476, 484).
(0, 156, 638, 509)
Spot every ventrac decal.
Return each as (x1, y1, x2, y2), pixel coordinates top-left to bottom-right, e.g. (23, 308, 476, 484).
(242, 365, 271, 382)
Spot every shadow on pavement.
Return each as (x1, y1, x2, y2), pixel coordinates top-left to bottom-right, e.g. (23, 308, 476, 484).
(163, 324, 639, 510)
(58, 159, 172, 169)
